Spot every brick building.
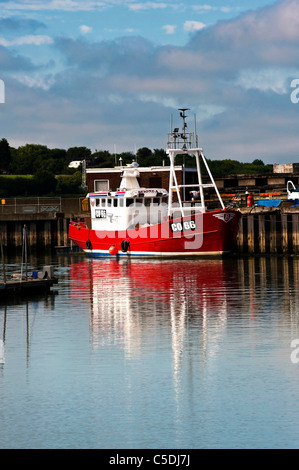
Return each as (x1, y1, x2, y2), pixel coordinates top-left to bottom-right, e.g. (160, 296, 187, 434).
(86, 165, 183, 194)
(86, 163, 299, 199)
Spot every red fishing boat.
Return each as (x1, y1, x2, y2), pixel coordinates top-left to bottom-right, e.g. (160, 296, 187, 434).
(69, 109, 241, 257)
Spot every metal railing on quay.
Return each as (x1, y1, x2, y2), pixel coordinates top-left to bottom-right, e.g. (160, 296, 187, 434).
(0, 197, 62, 215)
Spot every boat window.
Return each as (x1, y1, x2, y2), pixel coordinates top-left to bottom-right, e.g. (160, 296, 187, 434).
(126, 198, 134, 207)
(153, 198, 160, 204)
(107, 199, 112, 207)
(113, 199, 118, 207)
(100, 199, 106, 207)
(119, 199, 124, 207)
(144, 198, 151, 206)
(96, 198, 100, 206)
(135, 198, 143, 205)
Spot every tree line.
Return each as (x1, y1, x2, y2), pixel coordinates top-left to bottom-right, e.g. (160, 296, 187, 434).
(0, 137, 272, 197)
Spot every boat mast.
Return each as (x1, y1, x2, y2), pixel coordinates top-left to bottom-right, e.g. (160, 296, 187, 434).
(166, 108, 225, 218)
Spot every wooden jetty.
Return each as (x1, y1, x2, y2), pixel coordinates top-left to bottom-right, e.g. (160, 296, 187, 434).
(0, 276, 58, 295)
(0, 225, 58, 297)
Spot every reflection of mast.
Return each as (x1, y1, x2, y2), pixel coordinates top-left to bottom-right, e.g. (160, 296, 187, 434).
(0, 301, 37, 368)
(0, 306, 7, 365)
(26, 302, 30, 366)
(170, 291, 187, 391)
(89, 261, 142, 357)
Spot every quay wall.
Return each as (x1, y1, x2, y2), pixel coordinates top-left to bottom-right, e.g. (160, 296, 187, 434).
(236, 208, 299, 255)
(2, 197, 299, 255)
(0, 197, 87, 249)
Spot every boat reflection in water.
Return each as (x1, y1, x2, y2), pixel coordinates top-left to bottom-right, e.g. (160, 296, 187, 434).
(69, 256, 299, 397)
(2, 255, 299, 448)
(70, 258, 229, 376)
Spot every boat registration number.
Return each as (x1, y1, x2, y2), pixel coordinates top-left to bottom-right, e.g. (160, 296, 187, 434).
(95, 209, 107, 218)
(170, 220, 197, 232)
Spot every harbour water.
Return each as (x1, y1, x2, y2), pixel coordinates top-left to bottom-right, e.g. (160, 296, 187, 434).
(1, 254, 299, 449)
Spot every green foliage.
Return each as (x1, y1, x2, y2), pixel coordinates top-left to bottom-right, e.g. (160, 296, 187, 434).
(33, 169, 57, 195)
(203, 158, 272, 177)
(135, 148, 167, 166)
(11, 144, 48, 174)
(56, 172, 84, 195)
(91, 150, 115, 168)
(67, 146, 91, 163)
(0, 137, 274, 196)
(0, 175, 35, 197)
(0, 138, 11, 171)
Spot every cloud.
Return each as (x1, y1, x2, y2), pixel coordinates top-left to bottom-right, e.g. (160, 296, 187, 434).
(184, 21, 206, 32)
(0, 17, 46, 32)
(0, 35, 53, 46)
(162, 25, 177, 35)
(1, 0, 299, 163)
(0, 45, 38, 70)
(0, 0, 169, 12)
(235, 68, 299, 94)
(0, 0, 107, 11)
(13, 73, 56, 90)
(79, 25, 93, 34)
(128, 2, 170, 12)
(192, 4, 235, 14)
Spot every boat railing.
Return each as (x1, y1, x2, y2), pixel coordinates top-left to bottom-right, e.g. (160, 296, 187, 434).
(170, 183, 216, 190)
(167, 131, 197, 151)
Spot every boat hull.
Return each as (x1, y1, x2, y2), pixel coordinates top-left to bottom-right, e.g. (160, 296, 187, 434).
(69, 209, 241, 258)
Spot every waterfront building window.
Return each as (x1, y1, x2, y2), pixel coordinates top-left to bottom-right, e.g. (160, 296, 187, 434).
(94, 179, 109, 192)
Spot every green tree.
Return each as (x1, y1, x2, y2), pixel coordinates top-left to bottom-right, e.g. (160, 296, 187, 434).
(48, 148, 68, 173)
(0, 138, 11, 172)
(252, 159, 264, 166)
(66, 146, 91, 164)
(33, 169, 57, 195)
(117, 151, 135, 166)
(91, 150, 114, 168)
(11, 144, 50, 174)
(152, 148, 167, 166)
(136, 147, 152, 166)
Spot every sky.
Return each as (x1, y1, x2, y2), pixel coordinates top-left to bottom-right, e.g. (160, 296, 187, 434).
(0, 0, 299, 163)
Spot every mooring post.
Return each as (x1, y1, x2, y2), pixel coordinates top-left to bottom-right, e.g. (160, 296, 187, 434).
(247, 214, 255, 254)
(292, 214, 299, 255)
(258, 214, 266, 254)
(270, 214, 277, 254)
(281, 214, 288, 254)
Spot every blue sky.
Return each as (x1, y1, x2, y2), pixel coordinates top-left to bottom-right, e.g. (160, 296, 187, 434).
(0, 0, 299, 163)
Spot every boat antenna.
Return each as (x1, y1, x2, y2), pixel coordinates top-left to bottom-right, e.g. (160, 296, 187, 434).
(178, 108, 189, 149)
